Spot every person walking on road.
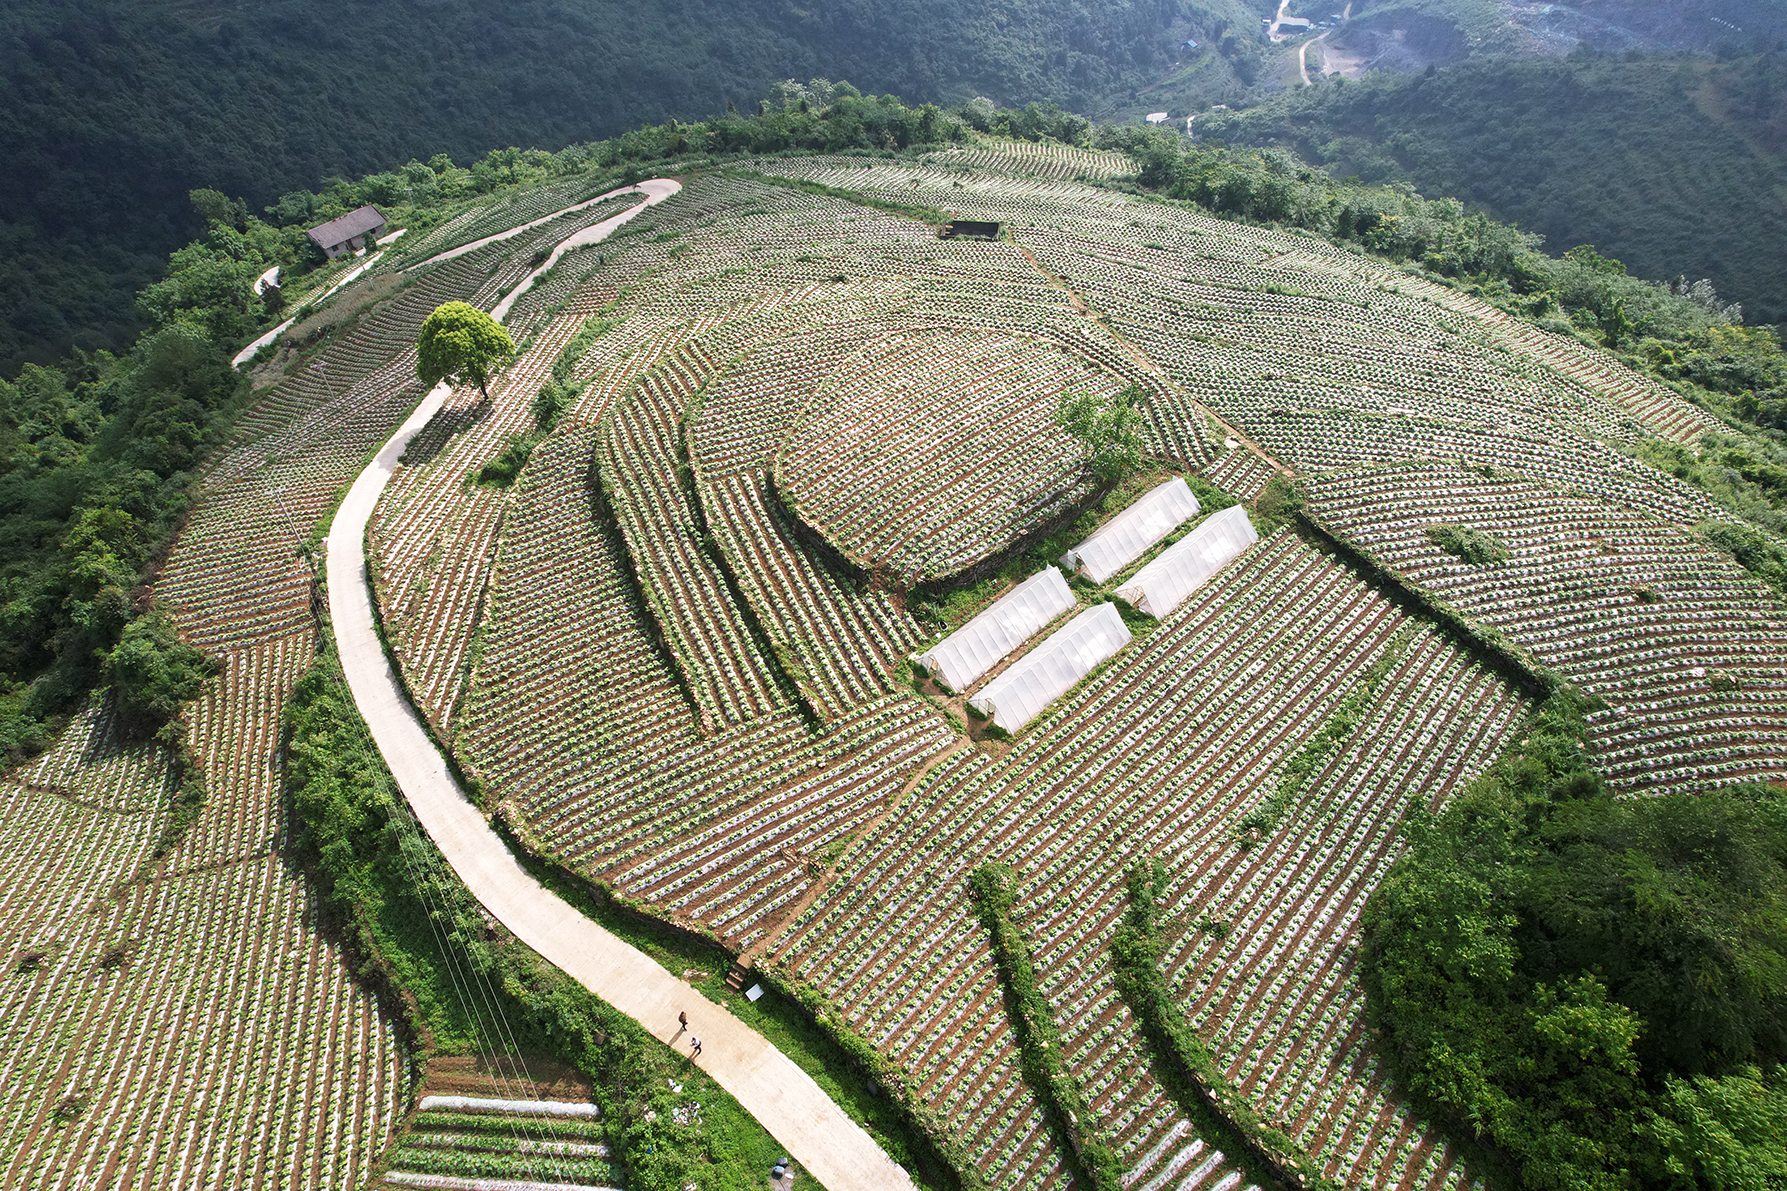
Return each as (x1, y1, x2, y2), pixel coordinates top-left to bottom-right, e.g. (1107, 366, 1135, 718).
(691, 1036, 703, 1057)
(677, 1010, 688, 1033)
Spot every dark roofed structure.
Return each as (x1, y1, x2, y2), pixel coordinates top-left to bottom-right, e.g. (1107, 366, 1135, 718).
(307, 205, 388, 259)
(942, 219, 1001, 241)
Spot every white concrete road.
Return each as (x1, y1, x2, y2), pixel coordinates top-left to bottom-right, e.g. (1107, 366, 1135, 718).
(232, 250, 384, 367)
(325, 178, 920, 1191)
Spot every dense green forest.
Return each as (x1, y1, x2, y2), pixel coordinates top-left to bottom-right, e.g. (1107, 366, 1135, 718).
(1200, 48, 1787, 326)
(1363, 692, 1787, 1189)
(6, 0, 1786, 373)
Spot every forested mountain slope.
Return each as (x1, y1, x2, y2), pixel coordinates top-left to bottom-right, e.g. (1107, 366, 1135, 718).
(1201, 49, 1787, 326)
(5, 0, 1784, 378)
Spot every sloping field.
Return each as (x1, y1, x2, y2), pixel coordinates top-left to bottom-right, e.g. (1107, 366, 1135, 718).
(0, 207, 600, 1185)
(775, 326, 1115, 585)
(394, 149, 1786, 1189)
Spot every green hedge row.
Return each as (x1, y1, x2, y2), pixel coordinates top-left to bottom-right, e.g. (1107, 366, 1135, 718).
(1109, 859, 1338, 1191)
(966, 862, 1123, 1191)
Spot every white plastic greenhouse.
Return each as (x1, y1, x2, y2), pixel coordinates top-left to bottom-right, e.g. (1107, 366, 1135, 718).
(968, 602, 1132, 732)
(913, 567, 1077, 692)
(1059, 477, 1201, 582)
(1114, 504, 1259, 617)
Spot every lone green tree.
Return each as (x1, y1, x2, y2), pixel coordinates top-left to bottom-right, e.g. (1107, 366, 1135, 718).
(416, 301, 513, 401)
(1056, 385, 1146, 488)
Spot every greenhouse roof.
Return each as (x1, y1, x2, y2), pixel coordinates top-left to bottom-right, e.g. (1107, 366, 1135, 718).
(1115, 504, 1259, 618)
(968, 602, 1131, 732)
(1060, 477, 1200, 583)
(915, 566, 1076, 693)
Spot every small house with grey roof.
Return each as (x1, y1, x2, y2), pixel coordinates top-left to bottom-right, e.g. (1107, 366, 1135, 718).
(308, 205, 388, 259)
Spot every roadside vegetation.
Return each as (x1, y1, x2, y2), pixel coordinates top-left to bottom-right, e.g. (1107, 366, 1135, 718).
(284, 646, 799, 1191)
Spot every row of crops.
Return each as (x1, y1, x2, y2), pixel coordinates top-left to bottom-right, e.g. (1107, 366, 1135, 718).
(1305, 461, 1787, 795)
(405, 164, 1516, 1188)
(775, 326, 1112, 586)
(398, 181, 639, 263)
(765, 530, 1524, 1189)
(369, 314, 590, 733)
(377, 1096, 618, 1189)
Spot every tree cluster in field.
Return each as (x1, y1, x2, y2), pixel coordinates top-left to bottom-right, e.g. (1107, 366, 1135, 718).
(1362, 690, 1787, 1191)
(1423, 523, 1508, 566)
(1055, 386, 1147, 490)
(284, 651, 793, 1191)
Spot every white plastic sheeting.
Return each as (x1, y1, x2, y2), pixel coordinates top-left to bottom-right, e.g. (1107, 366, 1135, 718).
(416, 1095, 600, 1117)
(1059, 477, 1201, 582)
(969, 603, 1132, 731)
(1115, 504, 1259, 617)
(913, 567, 1077, 692)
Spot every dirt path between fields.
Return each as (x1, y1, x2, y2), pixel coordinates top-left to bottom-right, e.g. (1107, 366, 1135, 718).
(325, 176, 921, 1191)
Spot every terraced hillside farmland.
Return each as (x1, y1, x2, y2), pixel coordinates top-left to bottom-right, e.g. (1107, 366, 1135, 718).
(10, 136, 1784, 1191)
(0, 186, 650, 1187)
(355, 145, 1787, 1189)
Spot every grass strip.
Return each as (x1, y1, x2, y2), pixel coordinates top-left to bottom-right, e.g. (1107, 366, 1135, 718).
(1110, 859, 1339, 1191)
(966, 862, 1123, 1191)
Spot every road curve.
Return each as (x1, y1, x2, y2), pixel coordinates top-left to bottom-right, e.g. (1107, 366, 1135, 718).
(325, 178, 919, 1191)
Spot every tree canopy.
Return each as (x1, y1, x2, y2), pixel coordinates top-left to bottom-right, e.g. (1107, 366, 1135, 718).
(1362, 692, 1787, 1190)
(416, 302, 514, 400)
(105, 611, 217, 738)
(1056, 386, 1146, 488)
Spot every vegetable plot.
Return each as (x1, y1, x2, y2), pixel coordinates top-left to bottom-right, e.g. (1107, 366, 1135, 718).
(776, 327, 1117, 586)
(1306, 462, 1787, 795)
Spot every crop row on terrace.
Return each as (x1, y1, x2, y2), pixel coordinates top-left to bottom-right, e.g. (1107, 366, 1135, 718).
(1304, 462, 1787, 795)
(428, 165, 1532, 1189)
(933, 141, 1134, 182)
(763, 530, 1524, 1190)
(774, 326, 1112, 586)
(1267, 249, 1720, 445)
(19, 694, 172, 814)
(393, 153, 1787, 1191)
(368, 311, 593, 733)
(2, 733, 403, 1190)
(398, 184, 638, 264)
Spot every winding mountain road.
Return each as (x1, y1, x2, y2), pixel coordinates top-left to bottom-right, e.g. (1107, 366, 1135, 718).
(324, 177, 920, 1191)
